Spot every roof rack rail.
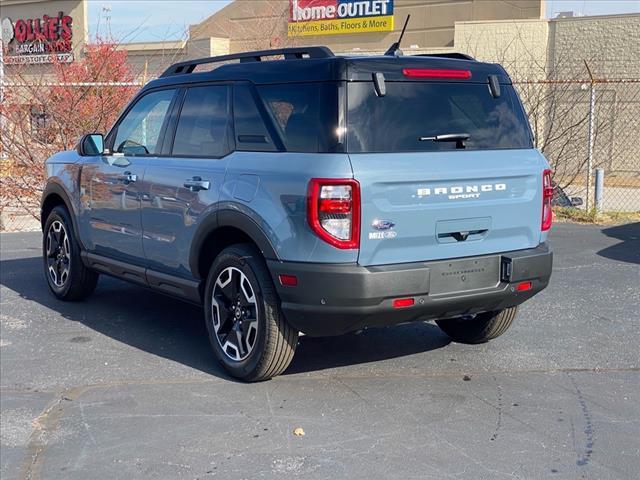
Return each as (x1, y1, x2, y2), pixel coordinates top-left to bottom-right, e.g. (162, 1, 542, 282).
(415, 53, 476, 61)
(160, 46, 335, 77)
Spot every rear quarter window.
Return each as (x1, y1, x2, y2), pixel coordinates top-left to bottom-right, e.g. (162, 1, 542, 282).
(346, 82, 533, 153)
(257, 83, 340, 153)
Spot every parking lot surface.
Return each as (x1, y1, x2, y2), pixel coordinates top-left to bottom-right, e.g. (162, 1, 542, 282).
(1, 222, 639, 480)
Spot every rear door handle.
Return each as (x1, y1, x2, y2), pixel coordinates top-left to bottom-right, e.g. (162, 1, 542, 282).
(184, 176, 210, 192)
(118, 171, 137, 184)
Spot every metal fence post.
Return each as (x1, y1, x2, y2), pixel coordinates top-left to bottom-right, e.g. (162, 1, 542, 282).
(594, 168, 604, 213)
(584, 61, 596, 212)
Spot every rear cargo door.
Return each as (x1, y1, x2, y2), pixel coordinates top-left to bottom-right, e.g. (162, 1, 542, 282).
(351, 149, 544, 266)
(346, 80, 546, 266)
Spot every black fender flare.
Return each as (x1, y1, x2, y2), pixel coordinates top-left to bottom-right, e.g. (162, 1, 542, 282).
(40, 182, 84, 248)
(189, 209, 279, 279)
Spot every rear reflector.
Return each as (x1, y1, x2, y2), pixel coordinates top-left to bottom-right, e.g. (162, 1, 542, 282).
(402, 68, 472, 79)
(392, 298, 415, 309)
(516, 281, 532, 292)
(278, 274, 298, 287)
(319, 199, 351, 214)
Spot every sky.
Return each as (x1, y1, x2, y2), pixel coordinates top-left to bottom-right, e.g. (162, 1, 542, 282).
(87, 0, 640, 43)
(87, 1, 232, 43)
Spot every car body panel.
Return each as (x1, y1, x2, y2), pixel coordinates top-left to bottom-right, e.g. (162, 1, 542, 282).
(350, 148, 548, 266)
(220, 151, 356, 263)
(78, 154, 149, 263)
(141, 156, 230, 277)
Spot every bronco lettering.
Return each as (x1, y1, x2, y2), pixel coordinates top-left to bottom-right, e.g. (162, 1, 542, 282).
(417, 183, 507, 199)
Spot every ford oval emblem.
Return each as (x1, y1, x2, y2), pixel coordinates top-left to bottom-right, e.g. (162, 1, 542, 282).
(372, 219, 395, 231)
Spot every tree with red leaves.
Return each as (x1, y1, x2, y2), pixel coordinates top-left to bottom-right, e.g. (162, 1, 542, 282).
(1, 40, 139, 223)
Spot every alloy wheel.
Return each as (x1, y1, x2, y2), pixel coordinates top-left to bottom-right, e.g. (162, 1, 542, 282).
(46, 220, 71, 287)
(211, 266, 259, 361)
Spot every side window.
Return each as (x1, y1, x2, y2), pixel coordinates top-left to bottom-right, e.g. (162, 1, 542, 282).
(172, 85, 231, 157)
(113, 89, 175, 155)
(257, 83, 340, 153)
(233, 84, 277, 152)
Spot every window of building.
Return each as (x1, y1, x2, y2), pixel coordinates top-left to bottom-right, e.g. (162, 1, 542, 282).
(30, 105, 53, 144)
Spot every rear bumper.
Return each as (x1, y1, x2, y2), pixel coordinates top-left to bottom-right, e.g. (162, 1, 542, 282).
(267, 244, 552, 336)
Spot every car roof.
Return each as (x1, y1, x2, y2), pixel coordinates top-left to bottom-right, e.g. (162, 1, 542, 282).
(142, 47, 510, 92)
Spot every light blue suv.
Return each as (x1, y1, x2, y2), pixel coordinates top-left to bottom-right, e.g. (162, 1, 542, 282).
(41, 46, 553, 381)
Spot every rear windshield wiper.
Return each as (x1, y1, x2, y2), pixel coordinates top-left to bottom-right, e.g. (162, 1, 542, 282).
(419, 133, 470, 149)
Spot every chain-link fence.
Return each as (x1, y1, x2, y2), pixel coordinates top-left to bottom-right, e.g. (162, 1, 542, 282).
(1, 80, 141, 232)
(514, 78, 640, 213)
(2, 75, 639, 232)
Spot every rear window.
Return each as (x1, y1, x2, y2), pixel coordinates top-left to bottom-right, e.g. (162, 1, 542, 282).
(257, 83, 340, 153)
(346, 82, 533, 153)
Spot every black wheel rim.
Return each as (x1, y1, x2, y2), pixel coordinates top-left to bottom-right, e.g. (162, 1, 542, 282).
(46, 220, 71, 287)
(211, 266, 259, 361)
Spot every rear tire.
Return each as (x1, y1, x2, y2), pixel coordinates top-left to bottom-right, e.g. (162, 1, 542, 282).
(435, 307, 518, 344)
(204, 244, 298, 382)
(43, 206, 98, 301)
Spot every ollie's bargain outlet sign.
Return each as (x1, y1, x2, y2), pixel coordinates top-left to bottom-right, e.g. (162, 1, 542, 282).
(1, 12, 74, 65)
(288, 0, 394, 37)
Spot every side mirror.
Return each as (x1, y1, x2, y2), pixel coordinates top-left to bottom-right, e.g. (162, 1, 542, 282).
(570, 197, 584, 207)
(78, 133, 104, 156)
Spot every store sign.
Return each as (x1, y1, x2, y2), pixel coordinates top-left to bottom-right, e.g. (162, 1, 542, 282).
(1, 12, 74, 64)
(288, 0, 394, 37)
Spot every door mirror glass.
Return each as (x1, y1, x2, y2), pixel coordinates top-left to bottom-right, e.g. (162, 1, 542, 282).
(79, 133, 104, 156)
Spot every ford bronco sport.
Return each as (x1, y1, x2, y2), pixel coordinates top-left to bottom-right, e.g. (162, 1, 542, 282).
(41, 46, 552, 381)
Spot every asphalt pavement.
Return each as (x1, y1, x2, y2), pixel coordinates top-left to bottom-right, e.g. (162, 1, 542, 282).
(1, 222, 639, 479)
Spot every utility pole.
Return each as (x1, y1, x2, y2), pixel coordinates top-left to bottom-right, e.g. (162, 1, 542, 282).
(584, 60, 596, 212)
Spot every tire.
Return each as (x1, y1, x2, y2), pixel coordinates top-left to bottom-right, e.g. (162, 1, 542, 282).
(42, 205, 99, 301)
(204, 244, 298, 382)
(435, 307, 518, 344)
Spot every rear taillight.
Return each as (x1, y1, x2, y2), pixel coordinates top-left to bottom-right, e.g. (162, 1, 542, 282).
(307, 178, 360, 249)
(402, 68, 472, 79)
(542, 169, 553, 231)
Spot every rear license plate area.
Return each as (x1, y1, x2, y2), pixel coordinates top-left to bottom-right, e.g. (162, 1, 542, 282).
(430, 256, 500, 295)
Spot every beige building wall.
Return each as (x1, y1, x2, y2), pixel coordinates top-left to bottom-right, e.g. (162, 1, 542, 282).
(549, 14, 640, 79)
(454, 19, 549, 80)
(189, 0, 542, 54)
(124, 37, 232, 80)
(453, 13, 640, 80)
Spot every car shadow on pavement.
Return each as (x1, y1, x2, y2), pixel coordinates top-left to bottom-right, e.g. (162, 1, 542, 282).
(286, 325, 451, 375)
(597, 222, 640, 265)
(0, 256, 451, 379)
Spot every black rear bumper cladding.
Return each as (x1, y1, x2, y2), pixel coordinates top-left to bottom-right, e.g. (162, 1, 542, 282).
(267, 244, 552, 336)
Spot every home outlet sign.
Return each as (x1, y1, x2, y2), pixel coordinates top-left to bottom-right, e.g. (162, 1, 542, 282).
(288, 0, 394, 37)
(1, 12, 74, 65)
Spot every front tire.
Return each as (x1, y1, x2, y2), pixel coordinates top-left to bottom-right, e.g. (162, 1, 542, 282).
(435, 307, 518, 344)
(43, 206, 98, 301)
(204, 244, 298, 382)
